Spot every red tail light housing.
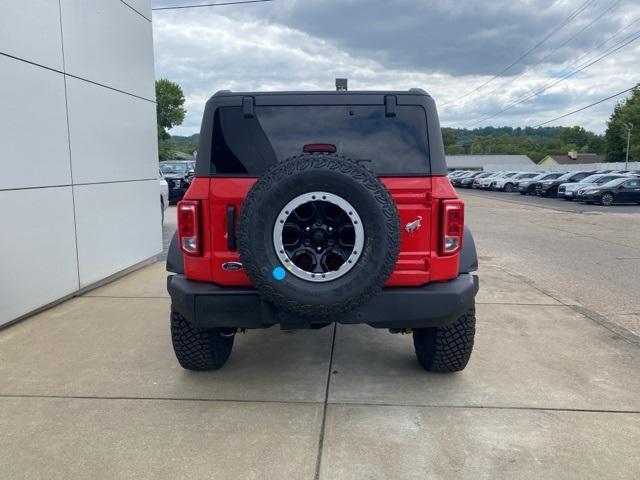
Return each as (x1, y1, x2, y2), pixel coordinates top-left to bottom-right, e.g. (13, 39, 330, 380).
(178, 200, 201, 256)
(440, 200, 464, 255)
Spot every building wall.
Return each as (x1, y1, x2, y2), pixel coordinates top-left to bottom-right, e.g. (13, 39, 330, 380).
(0, 1, 160, 326)
(539, 157, 559, 166)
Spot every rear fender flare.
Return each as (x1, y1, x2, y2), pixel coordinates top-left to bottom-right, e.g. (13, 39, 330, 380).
(460, 226, 478, 273)
(167, 232, 184, 274)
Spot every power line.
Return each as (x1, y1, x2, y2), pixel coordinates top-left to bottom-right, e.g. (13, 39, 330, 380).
(461, 29, 640, 127)
(440, 0, 597, 107)
(458, 15, 640, 125)
(152, 0, 273, 11)
(479, 0, 624, 101)
(534, 85, 637, 127)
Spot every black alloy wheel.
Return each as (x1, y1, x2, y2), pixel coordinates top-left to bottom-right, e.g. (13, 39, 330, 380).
(600, 192, 614, 206)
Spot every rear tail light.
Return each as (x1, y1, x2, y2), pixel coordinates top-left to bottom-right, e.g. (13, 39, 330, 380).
(178, 200, 201, 256)
(440, 200, 464, 255)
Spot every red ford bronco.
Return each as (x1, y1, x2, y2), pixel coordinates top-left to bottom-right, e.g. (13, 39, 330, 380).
(166, 84, 479, 373)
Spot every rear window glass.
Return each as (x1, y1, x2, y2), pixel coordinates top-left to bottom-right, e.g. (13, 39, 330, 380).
(211, 105, 430, 175)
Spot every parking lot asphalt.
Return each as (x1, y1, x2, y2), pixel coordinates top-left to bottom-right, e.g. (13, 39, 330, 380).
(1, 200, 639, 479)
(460, 189, 640, 338)
(463, 188, 640, 214)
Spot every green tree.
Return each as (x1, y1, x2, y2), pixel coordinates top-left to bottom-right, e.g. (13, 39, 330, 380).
(158, 140, 177, 161)
(605, 86, 640, 163)
(156, 79, 186, 141)
(441, 128, 457, 148)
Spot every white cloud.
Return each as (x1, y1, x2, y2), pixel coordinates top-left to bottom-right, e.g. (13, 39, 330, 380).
(152, 0, 640, 135)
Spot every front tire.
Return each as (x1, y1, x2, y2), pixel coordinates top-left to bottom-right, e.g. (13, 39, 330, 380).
(413, 307, 476, 373)
(170, 309, 234, 371)
(504, 183, 514, 193)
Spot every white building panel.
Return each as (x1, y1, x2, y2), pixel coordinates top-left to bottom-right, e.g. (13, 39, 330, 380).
(66, 77, 158, 184)
(74, 180, 162, 288)
(122, 0, 152, 19)
(60, 0, 155, 100)
(0, 187, 79, 326)
(0, 55, 71, 190)
(0, 0, 159, 325)
(0, 0, 64, 70)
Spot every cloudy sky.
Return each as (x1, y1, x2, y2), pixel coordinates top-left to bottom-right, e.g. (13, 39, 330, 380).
(151, 0, 640, 136)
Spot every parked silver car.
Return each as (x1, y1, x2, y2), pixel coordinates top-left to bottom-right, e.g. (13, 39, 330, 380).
(492, 172, 540, 192)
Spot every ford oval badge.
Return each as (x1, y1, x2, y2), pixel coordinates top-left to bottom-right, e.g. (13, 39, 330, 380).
(222, 262, 243, 271)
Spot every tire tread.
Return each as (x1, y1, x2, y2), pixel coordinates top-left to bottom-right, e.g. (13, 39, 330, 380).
(170, 309, 234, 370)
(413, 308, 476, 372)
(237, 153, 401, 318)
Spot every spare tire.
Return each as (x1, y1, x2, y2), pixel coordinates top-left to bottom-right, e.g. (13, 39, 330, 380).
(237, 153, 400, 318)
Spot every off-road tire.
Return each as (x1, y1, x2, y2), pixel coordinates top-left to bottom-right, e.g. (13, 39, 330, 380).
(413, 307, 476, 373)
(237, 153, 401, 318)
(170, 309, 234, 371)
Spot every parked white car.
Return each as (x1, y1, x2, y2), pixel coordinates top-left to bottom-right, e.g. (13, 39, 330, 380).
(476, 171, 512, 190)
(159, 169, 169, 224)
(493, 172, 539, 192)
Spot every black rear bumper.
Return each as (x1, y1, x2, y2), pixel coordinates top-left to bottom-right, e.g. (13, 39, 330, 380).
(167, 274, 479, 330)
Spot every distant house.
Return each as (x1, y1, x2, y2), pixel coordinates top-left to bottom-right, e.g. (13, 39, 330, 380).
(539, 151, 606, 166)
(445, 155, 535, 171)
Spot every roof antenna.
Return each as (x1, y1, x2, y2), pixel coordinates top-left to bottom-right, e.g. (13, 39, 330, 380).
(335, 78, 348, 91)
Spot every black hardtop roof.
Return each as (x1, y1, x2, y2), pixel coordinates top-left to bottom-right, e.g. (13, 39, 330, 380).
(211, 88, 431, 98)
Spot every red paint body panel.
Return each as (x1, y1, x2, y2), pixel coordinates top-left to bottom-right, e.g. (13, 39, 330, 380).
(181, 175, 462, 287)
(380, 177, 432, 286)
(181, 178, 213, 282)
(207, 178, 255, 285)
(428, 176, 461, 282)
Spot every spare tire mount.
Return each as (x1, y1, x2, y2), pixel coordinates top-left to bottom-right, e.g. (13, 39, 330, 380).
(273, 191, 365, 282)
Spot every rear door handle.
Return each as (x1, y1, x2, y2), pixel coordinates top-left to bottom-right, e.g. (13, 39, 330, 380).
(227, 205, 237, 251)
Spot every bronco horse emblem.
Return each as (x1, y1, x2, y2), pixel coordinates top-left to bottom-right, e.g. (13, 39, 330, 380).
(405, 216, 423, 235)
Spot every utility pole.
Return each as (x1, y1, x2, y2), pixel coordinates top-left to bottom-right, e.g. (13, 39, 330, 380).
(623, 122, 633, 169)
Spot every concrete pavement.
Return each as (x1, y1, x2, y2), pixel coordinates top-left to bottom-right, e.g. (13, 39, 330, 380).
(1, 198, 640, 479)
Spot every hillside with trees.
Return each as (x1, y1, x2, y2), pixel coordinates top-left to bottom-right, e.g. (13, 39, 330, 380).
(442, 126, 605, 163)
(161, 134, 199, 159)
(164, 128, 605, 164)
